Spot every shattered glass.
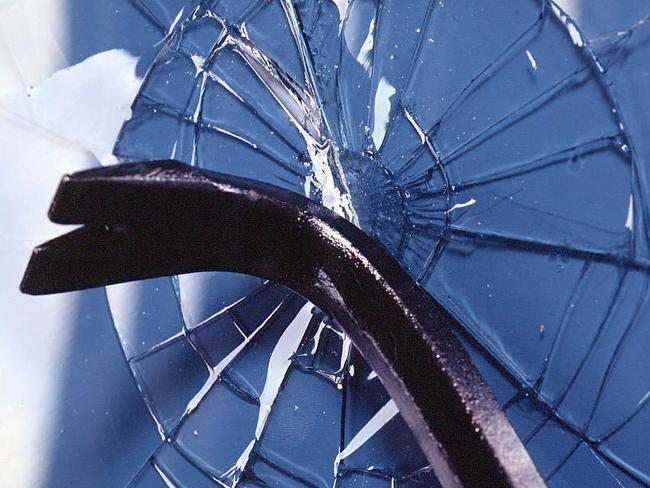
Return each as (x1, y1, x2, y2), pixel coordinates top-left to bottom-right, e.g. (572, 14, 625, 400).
(105, 0, 650, 486)
(2, 0, 650, 486)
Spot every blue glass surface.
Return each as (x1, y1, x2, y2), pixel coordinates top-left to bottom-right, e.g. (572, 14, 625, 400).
(2, 1, 650, 487)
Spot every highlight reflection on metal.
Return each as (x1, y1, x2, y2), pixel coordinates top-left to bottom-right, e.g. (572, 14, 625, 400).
(21, 160, 543, 488)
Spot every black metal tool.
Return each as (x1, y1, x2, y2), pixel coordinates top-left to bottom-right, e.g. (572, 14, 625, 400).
(21, 160, 543, 488)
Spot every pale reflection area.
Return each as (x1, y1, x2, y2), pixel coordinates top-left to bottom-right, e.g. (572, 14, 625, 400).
(0, 0, 98, 462)
(0, 110, 95, 487)
(0, 1, 153, 486)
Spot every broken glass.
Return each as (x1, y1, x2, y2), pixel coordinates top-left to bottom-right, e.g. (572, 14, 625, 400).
(3, 0, 650, 486)
(112, 1, 650, 486)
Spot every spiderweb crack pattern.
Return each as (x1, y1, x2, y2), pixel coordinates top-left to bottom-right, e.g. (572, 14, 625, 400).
(111, 1, 650, 486)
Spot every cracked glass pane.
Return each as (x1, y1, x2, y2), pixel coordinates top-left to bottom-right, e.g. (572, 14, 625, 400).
(2, 0, 650, 487)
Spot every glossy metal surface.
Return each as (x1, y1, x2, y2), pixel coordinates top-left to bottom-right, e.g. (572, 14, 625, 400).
(22, 160, 543, 488)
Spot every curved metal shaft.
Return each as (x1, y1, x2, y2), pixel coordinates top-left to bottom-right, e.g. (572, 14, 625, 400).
(21, 160, 543, 488)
